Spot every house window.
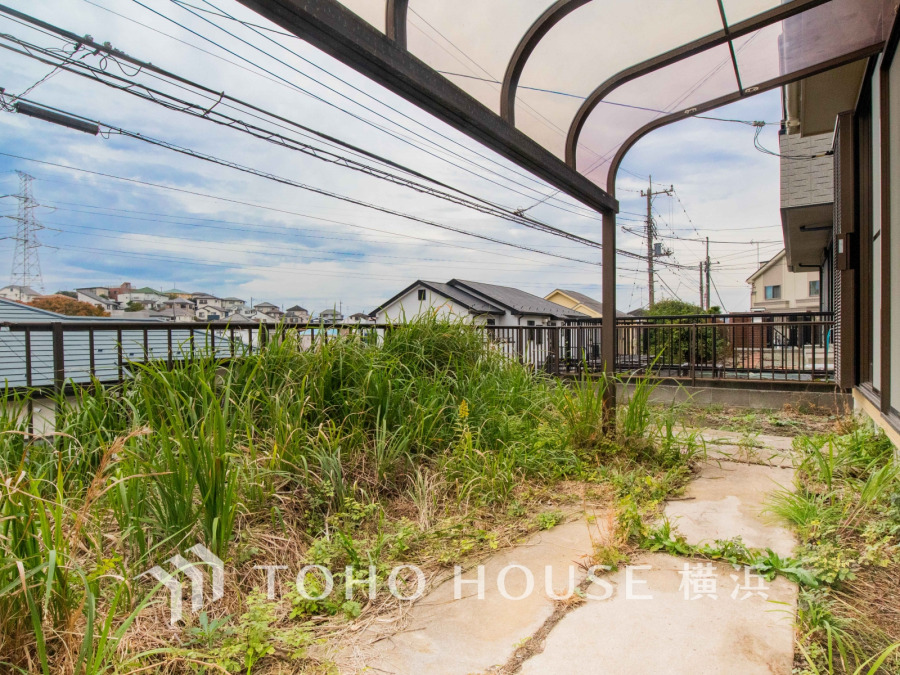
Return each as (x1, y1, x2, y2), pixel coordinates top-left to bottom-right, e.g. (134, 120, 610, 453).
(417, 289, 426, 301)
(765, 285, 781, 300)
(486, 319, 495, 326)
(809, 280, 820, 297)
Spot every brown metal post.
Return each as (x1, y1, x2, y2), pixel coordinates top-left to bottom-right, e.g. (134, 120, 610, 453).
(601, 210, 617, 416)
(690, 323, 697, 386)
(51, 322, 65, 394)
(25, 329, 33, 435)
(116, 328, 123, 382)
(88, 328, 95, 377)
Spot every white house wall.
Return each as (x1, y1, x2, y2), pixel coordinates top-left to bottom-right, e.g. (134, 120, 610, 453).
(375, 286, 481, 323)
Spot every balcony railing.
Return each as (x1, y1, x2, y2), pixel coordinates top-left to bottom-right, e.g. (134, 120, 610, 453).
(0, 312, 834, 395)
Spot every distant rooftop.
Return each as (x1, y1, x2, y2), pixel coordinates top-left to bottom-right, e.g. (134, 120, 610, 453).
(450, 280, 587, 320)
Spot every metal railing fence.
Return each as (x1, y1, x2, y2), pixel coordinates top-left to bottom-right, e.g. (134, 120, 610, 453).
(1, 312, 834, 395)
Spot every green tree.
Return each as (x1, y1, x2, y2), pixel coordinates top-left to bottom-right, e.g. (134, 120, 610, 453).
(124, 301, 145, 312)
(645, 300, 725, 366)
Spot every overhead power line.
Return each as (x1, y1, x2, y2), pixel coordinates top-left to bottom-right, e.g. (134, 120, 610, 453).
(0, 30, 615, 250)
(122, 0, 606, 221)
(3, 93, 615, 268)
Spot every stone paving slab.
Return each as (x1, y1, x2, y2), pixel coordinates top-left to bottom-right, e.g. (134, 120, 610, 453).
(334, 515, 604, 674)
(335, 431, 801, 674)
(665, 461, 797, 557)
(519, 552, 798, 675)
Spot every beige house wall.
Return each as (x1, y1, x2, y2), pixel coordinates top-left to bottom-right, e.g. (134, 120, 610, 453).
(748, 251, 820, 312)
(544, 290, 602, 318)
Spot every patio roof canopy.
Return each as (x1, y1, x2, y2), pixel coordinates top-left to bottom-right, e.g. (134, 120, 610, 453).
(235, 0, 896, 403)
(237, 0, 894, 203)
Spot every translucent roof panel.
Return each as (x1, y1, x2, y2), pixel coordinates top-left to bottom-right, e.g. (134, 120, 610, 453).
(309, 0, 892, 202)
(515, 0, 724, 158)
(719, 0, 787, 26)
(733, 0, 888, 88)
(406, 0, 553, 114)
(339, 0, 385, 33)
(575, 44, 740, 188)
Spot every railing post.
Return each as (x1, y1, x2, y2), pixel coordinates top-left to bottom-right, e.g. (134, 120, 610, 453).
(88, 328, 95, 377)
(550, 326, 559, 375)
(690, 323, 697, 386)
(117, 328, 123, 382)
(25, 328, 33, 435)
(51, 322, 65, 394)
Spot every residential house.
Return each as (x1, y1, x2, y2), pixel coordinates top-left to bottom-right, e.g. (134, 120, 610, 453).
(117, 286, 167, 307)
(779, 25, 900, 445)
(746, 250, 821, 313)
(220, 297, 247, 312)
(214, 312, 255, 325)
(195, 304, 228, 322)
(348, 312, 374, 323)
(75, 289, 120, 312)
(155, 307, 195, 323)
(285, 305, 310, 323)
(76, 286, 111, 297)
(0, 285, 42, 303)
(372, 279, 586, 326)
(253, 302, 284, 321)
(162, 288, 192, 299)
(544, 289, 625, 319)
(248, 309, 280, 324)
(106, 282, 134, 302)
(318, 308, 344, 324)
(191, 292, 221, 308)
(159, 298, 194, 312)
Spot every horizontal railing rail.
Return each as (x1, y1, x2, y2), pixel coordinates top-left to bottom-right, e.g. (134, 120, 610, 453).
(0, 312, 835, 395)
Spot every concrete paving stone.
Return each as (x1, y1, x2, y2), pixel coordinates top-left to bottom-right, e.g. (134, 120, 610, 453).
(334, 515, 605, 674)
(519, 553, 798, 675)
(665, 461, 797, 557)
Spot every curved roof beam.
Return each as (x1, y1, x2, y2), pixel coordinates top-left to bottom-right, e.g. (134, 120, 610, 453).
(605, 45, 881, 194)
(385, 0, 408, 49)
(570, 0, 832, 169)
(500, 0, 591, 125)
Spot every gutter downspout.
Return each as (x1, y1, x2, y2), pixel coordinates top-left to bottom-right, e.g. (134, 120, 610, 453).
(784, 81, 801, 135)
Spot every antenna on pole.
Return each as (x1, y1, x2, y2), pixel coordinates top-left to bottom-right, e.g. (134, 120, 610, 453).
(8, 171, 45, 292)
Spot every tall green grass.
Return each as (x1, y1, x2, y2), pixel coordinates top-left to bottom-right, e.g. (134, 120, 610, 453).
(0, 316, 703, 672)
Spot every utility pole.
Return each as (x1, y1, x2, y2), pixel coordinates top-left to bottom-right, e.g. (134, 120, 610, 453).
(640, 176, 674, 308)
(8, 171, 44, 292)
(705, 237, 711, 310)
(699, 261, 704, 307)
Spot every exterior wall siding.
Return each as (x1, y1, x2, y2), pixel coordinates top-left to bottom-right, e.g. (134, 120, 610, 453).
(780, 132, 835, 208)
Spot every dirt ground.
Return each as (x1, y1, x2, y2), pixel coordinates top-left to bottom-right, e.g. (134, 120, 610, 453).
(661, 403, 846, 438)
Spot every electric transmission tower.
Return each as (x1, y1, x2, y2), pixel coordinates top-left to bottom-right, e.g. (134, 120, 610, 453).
(8, 171, 44, 291)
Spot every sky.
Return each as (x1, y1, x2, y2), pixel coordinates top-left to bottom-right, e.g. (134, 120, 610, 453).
(0, 0, 787, 316)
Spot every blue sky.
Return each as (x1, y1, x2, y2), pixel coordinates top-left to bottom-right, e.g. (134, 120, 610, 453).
(0, 0, 786, 314)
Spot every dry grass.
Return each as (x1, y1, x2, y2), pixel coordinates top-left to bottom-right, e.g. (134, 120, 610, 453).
(666, 402, 845, 437)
